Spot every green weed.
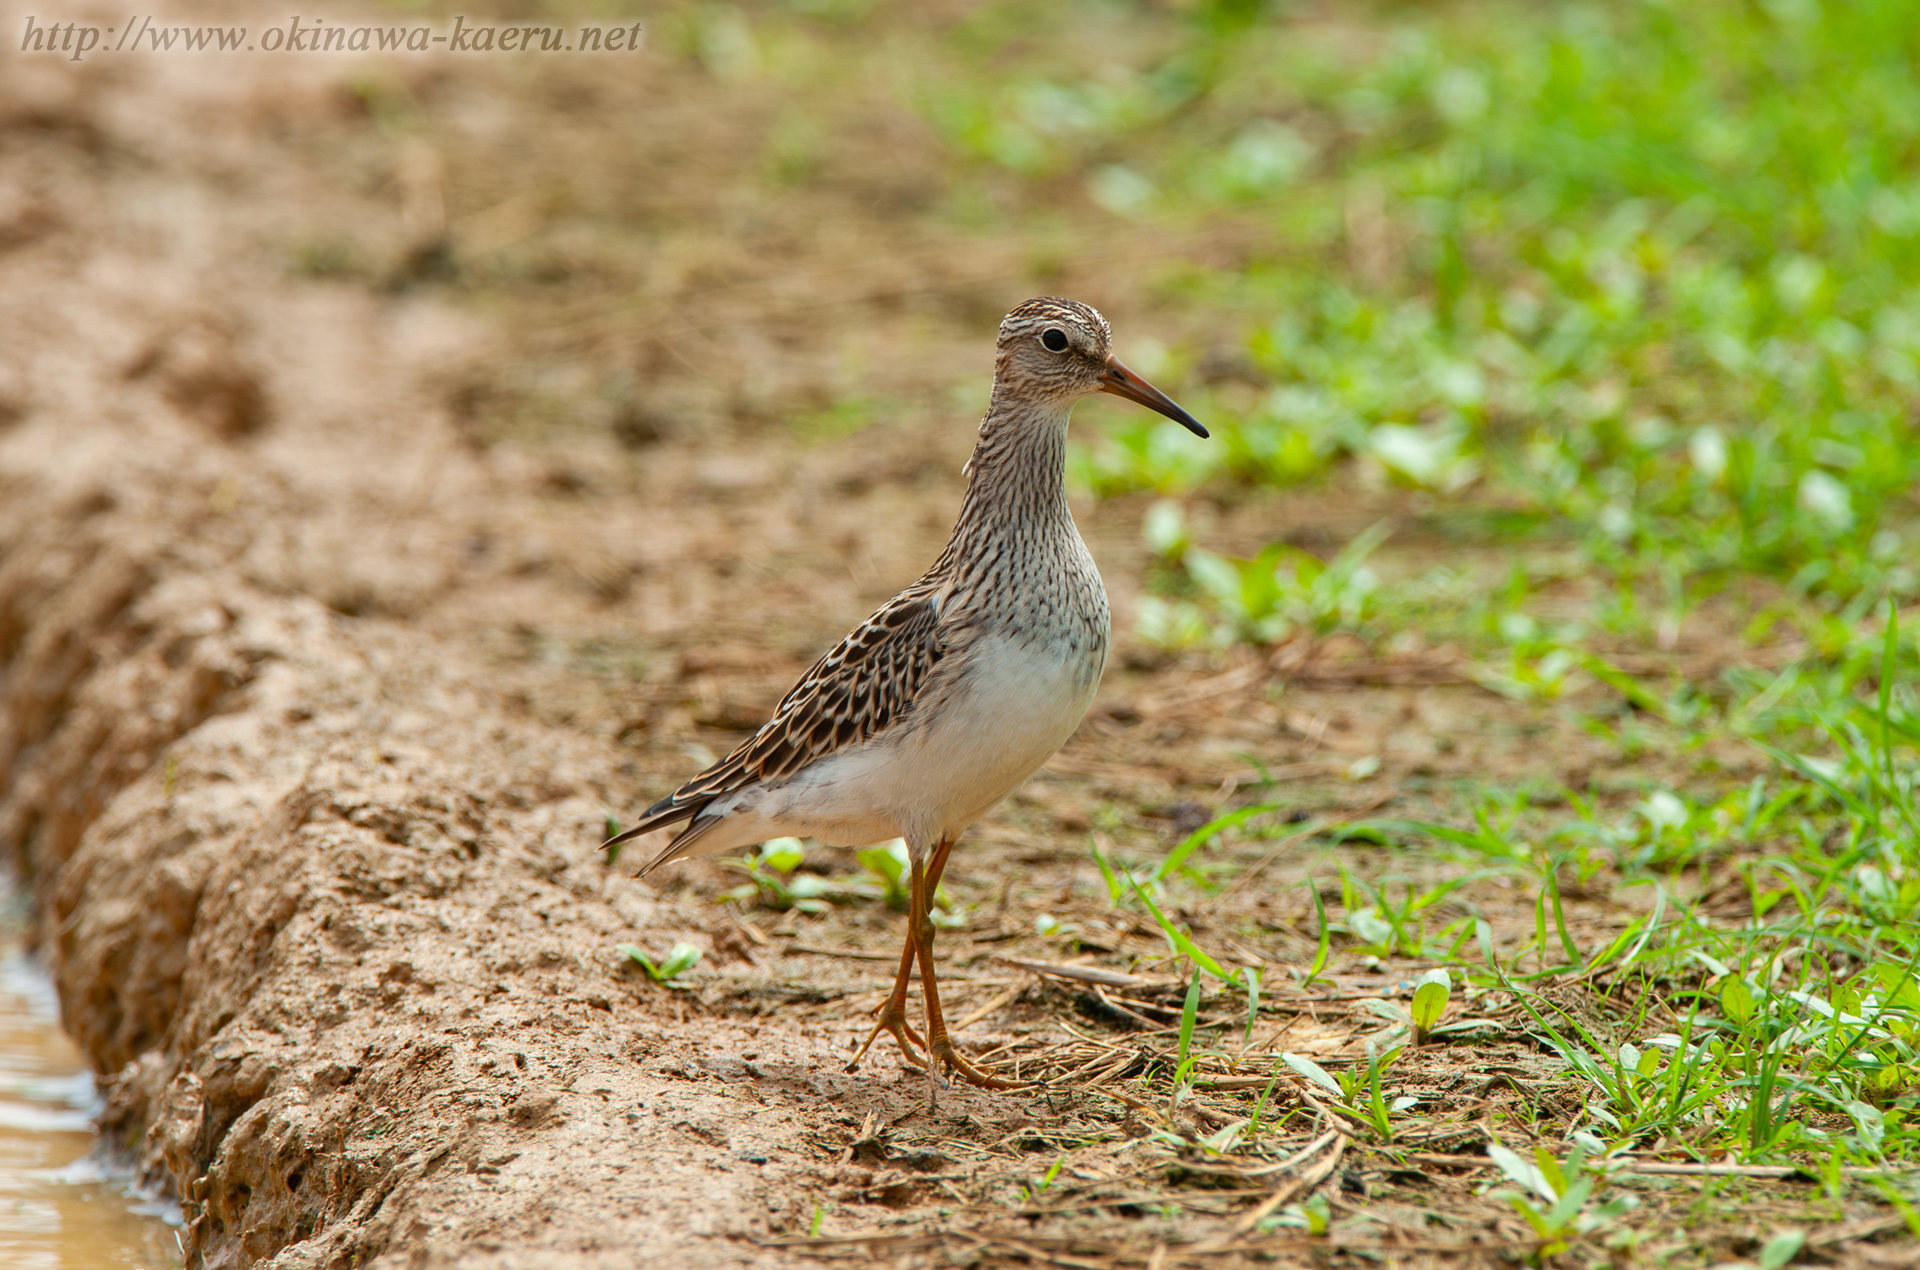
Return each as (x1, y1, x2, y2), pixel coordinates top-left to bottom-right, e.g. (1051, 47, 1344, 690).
(618, 941, 703, 986)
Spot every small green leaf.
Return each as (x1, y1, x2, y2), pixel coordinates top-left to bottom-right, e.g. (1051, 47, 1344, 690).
(856, 840, 911, 909)
(1758, 1230, 1805, 1270)
(1509, 1194, 1554, 1237)
(1410, 971, 1450, 1042)
(1535, 1144, 1568, 1198)
(1487, 1141, 1556, 1203)
(1282, 1052, 1343, 1097)
(1721, 977, 1756, 1026)
(1873, 964, 1920, 1010)
(1349, 907, 1394, 948)
(787, 875, 833, 899)
(760, 838, 806, 874)
(617, 943, 657, 978)
(1200, 1120, 1244, 1154)
(1542, 1176, 1592, 1232)
(871, 840, 909, 878)
(1154, 801, 1285, 884)
(620, 942, 702, 983)
(659, 943, 703, 979)
(1846, 1099, 1887, 1152)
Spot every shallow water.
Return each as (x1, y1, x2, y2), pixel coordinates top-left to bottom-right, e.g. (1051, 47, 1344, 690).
(0, 876, 177, 1270)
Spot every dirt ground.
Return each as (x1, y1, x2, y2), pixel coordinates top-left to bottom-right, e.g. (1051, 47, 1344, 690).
(2, 4, 1914, 1269)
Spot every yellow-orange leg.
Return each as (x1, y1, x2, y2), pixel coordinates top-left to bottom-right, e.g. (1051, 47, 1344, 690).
(910, 845, 1021, 1091)
(845, 925, 928, 1073)
(844, 835, 957, 1074)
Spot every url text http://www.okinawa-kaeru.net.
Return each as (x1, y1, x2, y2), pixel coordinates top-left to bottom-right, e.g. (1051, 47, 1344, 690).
(19, 15, 644, 61)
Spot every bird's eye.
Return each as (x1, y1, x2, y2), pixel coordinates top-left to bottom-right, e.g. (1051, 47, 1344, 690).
(1041, 328, 1069, 353)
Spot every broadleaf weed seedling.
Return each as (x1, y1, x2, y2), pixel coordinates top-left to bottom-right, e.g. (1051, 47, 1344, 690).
(618, 941, 703, 986)
(855, 839, 912, 911)
(1337, 1043, 1408, 1143)
(1257, 1192, 1331, 1236)
(1487, 1139, 1639, 1264)
(721, 838, 835, 913)
(1410, 968, 1451, 1044)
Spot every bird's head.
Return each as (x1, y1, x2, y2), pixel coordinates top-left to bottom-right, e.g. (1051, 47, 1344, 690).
(994, 297, 1208, 438)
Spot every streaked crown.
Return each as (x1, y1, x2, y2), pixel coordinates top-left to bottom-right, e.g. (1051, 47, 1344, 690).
(998, 297, 1112, 351)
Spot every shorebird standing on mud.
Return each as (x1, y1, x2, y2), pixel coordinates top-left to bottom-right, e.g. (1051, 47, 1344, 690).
(606, 297, 1208, 1089)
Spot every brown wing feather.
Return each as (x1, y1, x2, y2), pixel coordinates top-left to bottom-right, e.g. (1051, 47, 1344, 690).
(604, 582, 947, 851)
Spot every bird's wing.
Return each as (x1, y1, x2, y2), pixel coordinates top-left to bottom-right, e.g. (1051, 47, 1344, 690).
(605, 580, 947, 852)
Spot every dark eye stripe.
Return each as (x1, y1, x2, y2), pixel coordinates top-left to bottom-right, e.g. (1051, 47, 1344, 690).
(1041, 328, 1069, 352)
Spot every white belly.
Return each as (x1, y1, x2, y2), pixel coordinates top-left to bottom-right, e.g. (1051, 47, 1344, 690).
(747, 633, 1104, 849)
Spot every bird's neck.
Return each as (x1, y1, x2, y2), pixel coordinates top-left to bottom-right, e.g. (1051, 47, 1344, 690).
(943, 394, 1075, 561)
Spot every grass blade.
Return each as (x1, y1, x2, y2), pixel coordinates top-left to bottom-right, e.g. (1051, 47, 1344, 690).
(1154, 802, 1284, 884)
(1089, 836, 1125, 907)
(1305, 878, 1333, 984)
(1127, 873, 1231, 980)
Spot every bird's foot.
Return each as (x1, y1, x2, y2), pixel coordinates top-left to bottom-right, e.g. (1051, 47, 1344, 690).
(845, 1000, 928, 1074)
(927, 1035, 1025, 1090)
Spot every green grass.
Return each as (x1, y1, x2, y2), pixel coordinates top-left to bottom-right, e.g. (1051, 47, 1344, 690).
(1097, 609, 1919, 1167)
(917, 0, 1920, 1172)
(1028, 1, 1920, 618)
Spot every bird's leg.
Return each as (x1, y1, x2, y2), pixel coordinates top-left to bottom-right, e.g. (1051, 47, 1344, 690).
(844, 836, 954, 1074)
(845, 931, 928, 1073)
(912, 843, 1021, 1091)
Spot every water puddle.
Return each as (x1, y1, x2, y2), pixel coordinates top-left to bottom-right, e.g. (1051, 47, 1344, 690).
(1, 873, 178, 1269)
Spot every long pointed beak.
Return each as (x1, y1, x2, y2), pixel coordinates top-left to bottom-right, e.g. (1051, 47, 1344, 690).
(1099, 356, 1209, 438)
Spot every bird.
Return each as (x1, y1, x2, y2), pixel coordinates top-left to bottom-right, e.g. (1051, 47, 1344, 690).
(605, 297, 1207, 1088)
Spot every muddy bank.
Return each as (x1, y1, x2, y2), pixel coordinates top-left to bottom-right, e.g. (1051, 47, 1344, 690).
(1, 474, 865, 1270)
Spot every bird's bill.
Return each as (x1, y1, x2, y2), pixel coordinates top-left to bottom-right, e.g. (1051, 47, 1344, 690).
(1098, 357, 1209, 438)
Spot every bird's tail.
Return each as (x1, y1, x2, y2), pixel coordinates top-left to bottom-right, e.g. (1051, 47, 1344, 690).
(601, 796, 729, 877)
(602, 798, 686, 866)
